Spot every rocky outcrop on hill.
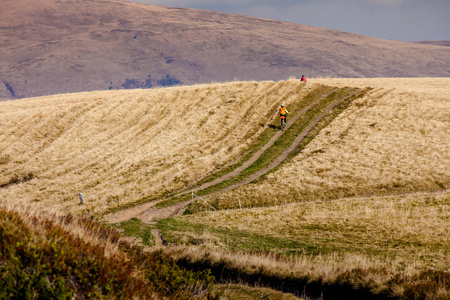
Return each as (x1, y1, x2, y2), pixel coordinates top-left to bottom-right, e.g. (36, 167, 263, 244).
(0, 81, 14, 101)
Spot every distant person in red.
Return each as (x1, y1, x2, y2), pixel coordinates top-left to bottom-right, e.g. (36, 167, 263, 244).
(301, 75, 307, 82)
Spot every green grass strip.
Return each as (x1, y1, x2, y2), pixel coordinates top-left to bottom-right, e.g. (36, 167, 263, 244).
(106, 217, 156, 246)
(158, 218, 326, 256)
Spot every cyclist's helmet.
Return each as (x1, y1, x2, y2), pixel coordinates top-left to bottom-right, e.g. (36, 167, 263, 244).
(281, 104, 285, 107)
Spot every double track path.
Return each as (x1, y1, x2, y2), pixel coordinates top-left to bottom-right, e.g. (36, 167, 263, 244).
(105, 87, 361, 224)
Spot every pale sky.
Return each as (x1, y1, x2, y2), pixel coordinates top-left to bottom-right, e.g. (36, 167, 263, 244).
(128, 0, 449, 42)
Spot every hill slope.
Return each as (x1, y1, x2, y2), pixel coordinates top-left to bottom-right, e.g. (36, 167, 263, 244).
(1, 0, 450, 100)
(206, 78, 450, 209)
(0, 201, 215, 299)
(1, 78, 449, 215)
(1, 78, 449, 298)
(0, 80, 310, 215)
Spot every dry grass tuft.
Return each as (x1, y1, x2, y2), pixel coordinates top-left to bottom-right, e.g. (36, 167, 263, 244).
(0, 198, 129, 258)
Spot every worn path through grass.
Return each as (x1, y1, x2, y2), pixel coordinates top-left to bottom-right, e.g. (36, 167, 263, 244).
(205, 88, 362, 197)
(104, 86, 365, 224)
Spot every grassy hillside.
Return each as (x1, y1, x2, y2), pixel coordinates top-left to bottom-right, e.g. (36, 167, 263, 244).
(152, 78, 449, 299)
(0, 80, 309, 215)
(1, 78, 449, 299)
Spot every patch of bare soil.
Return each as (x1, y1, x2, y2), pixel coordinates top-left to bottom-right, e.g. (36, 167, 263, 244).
(150, 228, 164, 248)
(137, 199, 194, 223)
(104, 201, 157, 223)
(104, 198, 195, 224)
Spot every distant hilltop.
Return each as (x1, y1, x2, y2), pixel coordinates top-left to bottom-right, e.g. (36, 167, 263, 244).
(1, 0, 450, 100)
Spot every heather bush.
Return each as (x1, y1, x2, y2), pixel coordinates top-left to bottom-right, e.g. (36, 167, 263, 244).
(0, 205, 214, 299)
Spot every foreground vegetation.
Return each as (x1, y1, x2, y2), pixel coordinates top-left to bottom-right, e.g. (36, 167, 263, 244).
(0, 202, 215, 299)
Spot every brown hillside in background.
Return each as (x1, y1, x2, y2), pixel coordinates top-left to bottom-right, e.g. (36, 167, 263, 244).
(1, 0, 450, 100)
(416, 40, 450, 47)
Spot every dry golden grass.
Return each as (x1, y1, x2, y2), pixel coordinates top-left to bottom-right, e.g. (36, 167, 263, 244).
(166, 189, 449, 298)
(1, 78, 448, 215)
(181, 190, 449, 270)
(208, 78, 450, 209)
(165, 233, 448, 298)
(0, 80, 308, 215)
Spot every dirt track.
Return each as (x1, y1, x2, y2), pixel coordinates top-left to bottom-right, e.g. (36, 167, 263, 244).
(104, 88, 359, 224)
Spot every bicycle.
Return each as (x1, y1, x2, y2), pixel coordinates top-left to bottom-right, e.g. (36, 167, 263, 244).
(281, 115, 287, 131)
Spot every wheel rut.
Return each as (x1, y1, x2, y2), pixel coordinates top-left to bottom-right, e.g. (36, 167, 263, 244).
(104, 87, 359, 224)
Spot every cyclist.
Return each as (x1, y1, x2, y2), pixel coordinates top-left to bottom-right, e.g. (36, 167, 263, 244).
(279, 104, 289, 130)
